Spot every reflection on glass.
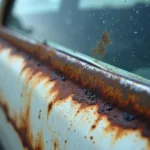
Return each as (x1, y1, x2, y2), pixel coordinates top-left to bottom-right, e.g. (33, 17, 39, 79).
(7, 0, 150, 80)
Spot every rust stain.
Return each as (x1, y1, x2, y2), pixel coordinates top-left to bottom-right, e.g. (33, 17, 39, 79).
(93, 29, 111, 59)
(47, 101, 53, 118)
(0, 101, 33, 150)
(113, 128, 126, 144)
(91, 116, 101, 131)
(53, 139, 59, 150)
(18, 57, 43, 149)
(90, 136, 94, 140)
(45, 76, 75, 105)
(0, 99, 44, 150)
(35, 131, 44, 150)
(74, 110, 80, 117)
(91, 124, 96, 130)
(104, 123, 125, 144)
(0, 48, 44, 149)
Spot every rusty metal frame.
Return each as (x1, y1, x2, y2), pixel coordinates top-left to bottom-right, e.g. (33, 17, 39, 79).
(0, 27, 150, 120)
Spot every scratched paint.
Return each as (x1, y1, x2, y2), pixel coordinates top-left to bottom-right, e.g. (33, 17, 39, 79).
(0, 39, 150, 150)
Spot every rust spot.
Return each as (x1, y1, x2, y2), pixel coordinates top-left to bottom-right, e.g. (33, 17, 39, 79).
(47, 102, 53, 117)
(90, 136, 93, 140)
(75, 110, 80, 117)
(91, 116, 101, 131)
(91, 125, 96, 130)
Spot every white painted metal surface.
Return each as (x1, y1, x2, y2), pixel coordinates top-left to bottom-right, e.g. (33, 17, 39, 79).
(0, 41, 150, 150)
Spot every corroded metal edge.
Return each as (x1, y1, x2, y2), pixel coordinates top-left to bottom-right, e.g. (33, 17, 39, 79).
(46, 40, 150, 86)
(0, 27, 150, 119)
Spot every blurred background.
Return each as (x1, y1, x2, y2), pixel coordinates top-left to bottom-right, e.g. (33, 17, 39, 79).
(3, 0, 150, 79)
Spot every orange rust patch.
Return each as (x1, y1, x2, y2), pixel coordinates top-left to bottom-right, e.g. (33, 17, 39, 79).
(92, 29, 111, 59)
